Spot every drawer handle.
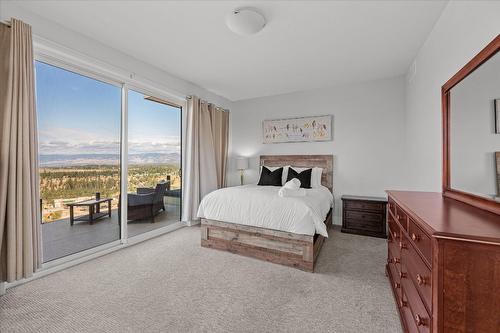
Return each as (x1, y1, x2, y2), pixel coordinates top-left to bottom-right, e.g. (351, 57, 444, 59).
(400, 299, 407, 307)
(399, 242, 407, 250)
(393, 257, 400, 264)
(399, 271, 407, 279)
(416, 274, 426, 285)
(411, 233, 420, 242)
(415, 314, 426, 326)
(394, 282, 400, 289)
(393, 231, 397, 238)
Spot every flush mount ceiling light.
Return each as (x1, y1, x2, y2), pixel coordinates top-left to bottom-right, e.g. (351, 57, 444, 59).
(226, 8, 266, 36)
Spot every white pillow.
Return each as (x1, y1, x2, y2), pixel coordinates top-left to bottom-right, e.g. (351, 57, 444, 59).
(259, 165, 288, 185)
(288, 166, 323, 188)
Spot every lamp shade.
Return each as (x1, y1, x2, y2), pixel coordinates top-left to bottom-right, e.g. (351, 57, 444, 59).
(236, 157, 249, 170)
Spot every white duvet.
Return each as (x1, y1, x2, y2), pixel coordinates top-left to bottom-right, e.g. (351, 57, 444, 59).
(197, 185, 333, 237)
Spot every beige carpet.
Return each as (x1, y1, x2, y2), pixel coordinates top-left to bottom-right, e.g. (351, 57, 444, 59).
(0, 227, 401, 333)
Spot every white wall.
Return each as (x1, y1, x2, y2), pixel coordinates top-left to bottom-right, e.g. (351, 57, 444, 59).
(450, 52, 500, 197)
(0, 1, 232, 109)
(229, 76, 407, 224)
(404, 1, 500, 192)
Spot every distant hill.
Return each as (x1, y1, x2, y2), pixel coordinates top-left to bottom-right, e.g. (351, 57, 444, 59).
(40, 153, 180, 167)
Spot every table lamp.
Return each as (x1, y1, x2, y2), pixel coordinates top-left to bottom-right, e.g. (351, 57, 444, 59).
(236, 157, 249, 185)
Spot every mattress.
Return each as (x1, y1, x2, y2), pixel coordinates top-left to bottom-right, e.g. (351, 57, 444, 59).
(197, 184, 334, 237)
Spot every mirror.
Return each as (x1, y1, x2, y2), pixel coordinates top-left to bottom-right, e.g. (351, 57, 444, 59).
(442, 34, 500, 215)
(449, 51, 500, 200)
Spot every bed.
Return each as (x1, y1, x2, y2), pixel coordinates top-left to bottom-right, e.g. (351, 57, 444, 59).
(199, 155, 334, 272)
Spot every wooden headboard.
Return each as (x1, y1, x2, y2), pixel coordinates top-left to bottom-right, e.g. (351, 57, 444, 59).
(260, 155, 334, 192)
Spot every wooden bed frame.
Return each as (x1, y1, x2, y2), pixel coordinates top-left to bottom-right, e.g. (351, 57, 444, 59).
(201, 155, 334, 272)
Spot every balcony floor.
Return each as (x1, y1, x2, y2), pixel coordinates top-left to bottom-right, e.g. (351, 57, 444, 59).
(42, 204, 181, 262)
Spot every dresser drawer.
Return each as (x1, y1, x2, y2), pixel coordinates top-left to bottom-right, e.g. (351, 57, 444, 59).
(344, 212, 384, 233)
(388, 233, 401, 268)
(346, 210, 382, 223)
(344, 200, 385, 212)
(387, 256, 402, 301)
(388, 214, 400, 241)
(395, 206, 408, 231)
(388, 241, 401, 272)
(401, 272, 431, 333)
(387, 198, 397, 216)
(402, 242, 432, 312)
(408, 218, 432, 265)
(401, 290, 419, 333)
(400, 288, 429, 333)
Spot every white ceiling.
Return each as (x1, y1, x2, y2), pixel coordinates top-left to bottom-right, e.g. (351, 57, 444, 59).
(15, 1, 447, 101)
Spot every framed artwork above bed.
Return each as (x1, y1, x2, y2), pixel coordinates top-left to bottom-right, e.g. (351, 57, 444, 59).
(263, 115, 333, 144)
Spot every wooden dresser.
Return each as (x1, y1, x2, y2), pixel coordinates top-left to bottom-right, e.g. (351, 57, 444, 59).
(386, 191, 500, 333)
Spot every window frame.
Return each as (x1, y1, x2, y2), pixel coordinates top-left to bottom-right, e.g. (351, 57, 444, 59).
(125, 85, 184, 232)
(34, 38, 186, 265)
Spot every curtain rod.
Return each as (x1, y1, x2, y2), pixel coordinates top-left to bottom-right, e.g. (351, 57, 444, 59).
(186, 95, 230, 112)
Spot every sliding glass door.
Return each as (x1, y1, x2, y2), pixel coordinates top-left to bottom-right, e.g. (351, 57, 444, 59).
(35, 59, 183, 263)
(36, 60, 122, 262)
(126, 90, 182, 237)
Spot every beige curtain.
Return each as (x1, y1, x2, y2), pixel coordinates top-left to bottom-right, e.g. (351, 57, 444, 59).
(0, 19, 41, 283)
(208, 104, 229, 188)
(182, 96, 229, 222)
(198, 100, 218, 198)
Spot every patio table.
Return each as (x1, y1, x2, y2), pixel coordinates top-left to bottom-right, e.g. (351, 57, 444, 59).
(67, 198, 112, 225)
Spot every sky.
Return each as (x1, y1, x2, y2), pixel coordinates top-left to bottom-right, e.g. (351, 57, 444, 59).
(35, 61, 181, 160)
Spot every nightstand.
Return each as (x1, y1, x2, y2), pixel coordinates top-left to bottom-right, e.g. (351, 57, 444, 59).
(341, 195, 387, 238)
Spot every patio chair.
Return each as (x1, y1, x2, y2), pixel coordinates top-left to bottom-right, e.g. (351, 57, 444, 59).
(127, 181, 169, 222)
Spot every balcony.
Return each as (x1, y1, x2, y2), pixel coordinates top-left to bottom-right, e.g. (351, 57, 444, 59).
(42, 202, 181, 262)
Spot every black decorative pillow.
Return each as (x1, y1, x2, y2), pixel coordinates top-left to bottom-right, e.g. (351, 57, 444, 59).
(286, 168, 312, 189)
(258, 166, 283, 186)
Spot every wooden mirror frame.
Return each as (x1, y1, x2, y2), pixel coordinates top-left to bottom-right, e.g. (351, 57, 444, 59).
(442, 34, 500, 215)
